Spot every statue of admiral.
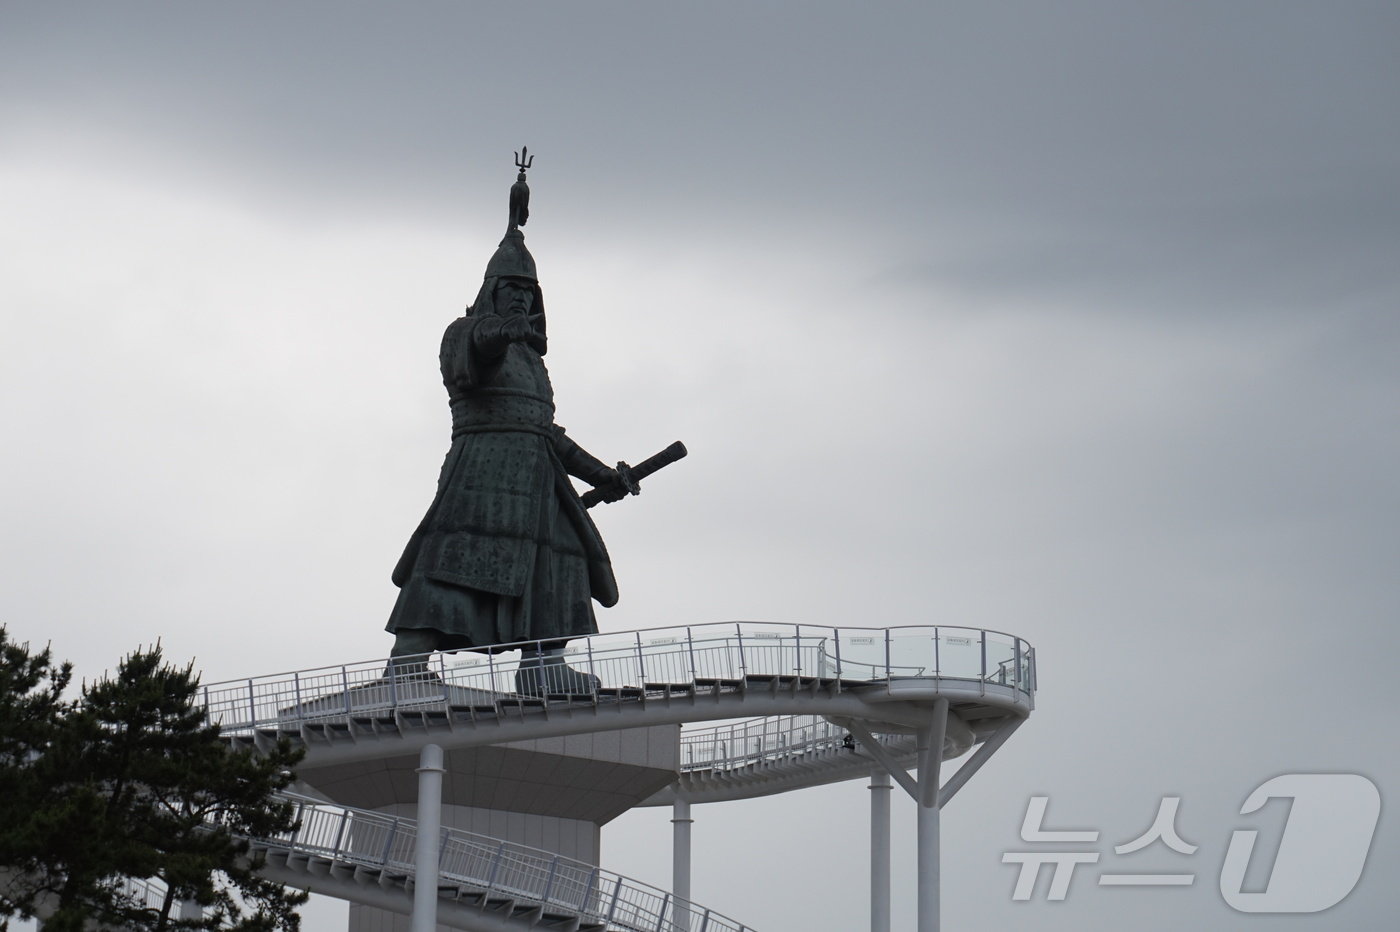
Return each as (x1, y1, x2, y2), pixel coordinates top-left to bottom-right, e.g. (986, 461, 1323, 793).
(386, 150, 682, 693)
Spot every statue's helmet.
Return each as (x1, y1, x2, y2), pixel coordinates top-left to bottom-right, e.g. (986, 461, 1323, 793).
(469, 229, 547, 354)
(483, 230, 537, 282)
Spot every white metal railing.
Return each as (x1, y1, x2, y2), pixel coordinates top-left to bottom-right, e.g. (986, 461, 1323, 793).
(263, 792, 751, 932)
(200, 623, 1035, 735)
(678, 715, 911, 773)
(115, 875, 168, 911)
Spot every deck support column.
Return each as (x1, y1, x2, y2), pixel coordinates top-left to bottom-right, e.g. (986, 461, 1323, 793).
(411, 743, 445, 932)
(672, 796, 693, 932)
(916, 699, 949, 932)
(870, 768, 891, 932)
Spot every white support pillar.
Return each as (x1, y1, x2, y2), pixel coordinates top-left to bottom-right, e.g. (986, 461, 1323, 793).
(672, 796, 693, 932)
(869, 768, 891, 932)
(411, 743, 445, 932)
(916, 699, 949, 932)
(917, 796, 940, 932)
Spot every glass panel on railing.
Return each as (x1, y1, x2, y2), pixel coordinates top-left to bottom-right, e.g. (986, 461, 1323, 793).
(983, 633, 1015, 686)
(833, 633, 885, 681)
(689, 636, 742, 681)
(735, 634, 825, 678)
(885, 632, 937, 678)
(930, 630, 978, 679)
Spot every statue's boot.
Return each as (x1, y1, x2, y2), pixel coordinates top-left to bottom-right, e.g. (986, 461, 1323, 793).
(385, 652, 441, 683)
(384, 628, 443, 683)
(515, 647, 601, 696)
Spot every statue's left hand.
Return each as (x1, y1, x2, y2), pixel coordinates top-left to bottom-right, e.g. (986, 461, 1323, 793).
(591, 461, 640, 502)
(592, 474, 633, 504)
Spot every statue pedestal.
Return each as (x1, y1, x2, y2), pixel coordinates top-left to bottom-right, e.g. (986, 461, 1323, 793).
(289, 697, 678, 931)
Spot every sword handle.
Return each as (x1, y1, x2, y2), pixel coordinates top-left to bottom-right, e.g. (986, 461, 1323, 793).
(581, 441, 687, 508)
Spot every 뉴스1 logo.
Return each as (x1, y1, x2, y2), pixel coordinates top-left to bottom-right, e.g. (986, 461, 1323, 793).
(1003, 772, 1380, 913)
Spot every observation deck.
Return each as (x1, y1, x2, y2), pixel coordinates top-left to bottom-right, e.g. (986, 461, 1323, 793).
(194, 623, 1036, 932)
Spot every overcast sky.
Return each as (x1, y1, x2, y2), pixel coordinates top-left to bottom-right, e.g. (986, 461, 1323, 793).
(2, 3, 1397, 930)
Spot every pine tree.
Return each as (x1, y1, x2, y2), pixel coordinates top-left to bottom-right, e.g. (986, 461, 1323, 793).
(0, 630, 307, 931)
(0, 628, 73, 927)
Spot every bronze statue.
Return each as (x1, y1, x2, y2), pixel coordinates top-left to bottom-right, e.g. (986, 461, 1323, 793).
(386, 151, 684, 694)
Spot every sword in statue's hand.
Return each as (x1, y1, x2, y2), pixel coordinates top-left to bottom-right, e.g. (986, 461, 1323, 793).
(581, 441, 688, 508)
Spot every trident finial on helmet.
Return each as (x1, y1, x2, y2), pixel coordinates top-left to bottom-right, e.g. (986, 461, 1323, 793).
(509, 147, 533, 232)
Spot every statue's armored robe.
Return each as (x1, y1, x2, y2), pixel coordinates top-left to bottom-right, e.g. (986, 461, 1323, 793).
(386, 313, 617, 650)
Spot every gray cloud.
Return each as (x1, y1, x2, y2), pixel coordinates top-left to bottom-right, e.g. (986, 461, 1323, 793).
(2, 3, 1397, 929)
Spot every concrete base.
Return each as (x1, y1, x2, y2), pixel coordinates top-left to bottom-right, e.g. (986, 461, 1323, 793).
(299, 725, 680, 828)
(348, 902, 444, 932)
(292, 698, 679, 932)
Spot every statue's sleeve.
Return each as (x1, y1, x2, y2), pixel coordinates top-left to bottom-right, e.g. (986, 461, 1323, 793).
(441, 315, 508, 388)
(553, 426, 616, 487)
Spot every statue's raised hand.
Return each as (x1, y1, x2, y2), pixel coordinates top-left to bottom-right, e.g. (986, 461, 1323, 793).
(501, 314, 535, 344)
(473, 314, 536, 357)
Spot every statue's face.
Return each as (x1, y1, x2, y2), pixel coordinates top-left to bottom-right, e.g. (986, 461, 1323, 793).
(495, 277, 536, 317)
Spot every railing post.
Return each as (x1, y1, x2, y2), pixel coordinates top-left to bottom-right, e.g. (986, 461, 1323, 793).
(533, 639, 545, 695)
(686, 627, 697, 680)
(341, 666, 352, 714)
(884, 629, 892, 691)
(246, 680, 257, 728)
(484, 841, 507, 899)
(291, 800, 307, 847)
(656, 892, 671, 932)
(487, 650, 497, 694)
(388, 661, 399, 709)
(736, 624, 747, 677)
(380, 817, 400, 865)
(438, 826, 451, 874)
(331, 809, 350, 860)
(636, 631, 646, 683)
(586, 635, 597, 693)
(934, 626, 941, 677)
(833, 628, 842, 681)
(979, 629, 988, 696)
(794, 626, 802, 677)
(541, 855, 559, 904)
(1013, 637, 1022, 692)
(292, 672, 302, 717)
(605, 875, 624, 925)
(579, 866, 600, 911)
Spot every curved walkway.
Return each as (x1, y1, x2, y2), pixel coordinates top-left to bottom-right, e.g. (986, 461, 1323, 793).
(649, 714, 922, 806)
(204, 623, 1033, 764)
(196, 623, 1036, 930)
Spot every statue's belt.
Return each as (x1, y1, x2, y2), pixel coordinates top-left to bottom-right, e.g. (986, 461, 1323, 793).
(450, 422, 556, 441)
(449, 389, 556, 441)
